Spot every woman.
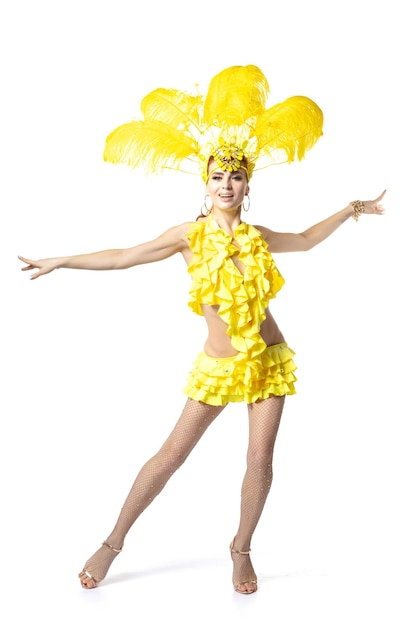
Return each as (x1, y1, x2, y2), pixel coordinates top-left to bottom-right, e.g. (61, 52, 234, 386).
(18, 65, 386, 594)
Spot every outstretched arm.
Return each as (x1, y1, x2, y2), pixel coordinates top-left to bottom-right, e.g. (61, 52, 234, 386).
(258, 190, 386, 253)
(19, 222, 190, 280)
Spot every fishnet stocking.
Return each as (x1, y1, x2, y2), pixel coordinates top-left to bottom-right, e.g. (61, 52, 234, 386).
(231, 394, 285, 592)
(79, 399, 224, 588)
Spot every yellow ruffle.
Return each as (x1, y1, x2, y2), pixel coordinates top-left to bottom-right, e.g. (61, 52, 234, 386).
(186, 215, 285, 362)
(184, 343, 297, 406)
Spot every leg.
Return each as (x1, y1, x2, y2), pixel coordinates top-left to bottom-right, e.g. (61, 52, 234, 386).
(231, 394, 286, 594)
(79, 398, 225, 588)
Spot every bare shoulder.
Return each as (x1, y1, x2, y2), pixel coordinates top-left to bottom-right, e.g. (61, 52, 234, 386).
(163, 221, 193, 235)
(252, 224, 274, 241)
(158, 221, 194, 250)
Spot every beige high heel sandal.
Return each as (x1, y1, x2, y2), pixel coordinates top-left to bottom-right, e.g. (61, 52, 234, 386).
(79, 541, 123, 589)
(230, 540, 258, 594)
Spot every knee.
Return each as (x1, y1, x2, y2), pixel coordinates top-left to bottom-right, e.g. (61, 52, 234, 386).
(156, 443, 190, 473)
(246, 445, 274, 471)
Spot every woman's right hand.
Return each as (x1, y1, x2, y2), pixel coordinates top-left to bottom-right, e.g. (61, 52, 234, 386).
(18, 255, 59, 280)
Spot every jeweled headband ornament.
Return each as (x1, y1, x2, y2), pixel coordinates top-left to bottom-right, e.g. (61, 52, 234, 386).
(103, 65, 324, 182)
(213, 144, 245, 173)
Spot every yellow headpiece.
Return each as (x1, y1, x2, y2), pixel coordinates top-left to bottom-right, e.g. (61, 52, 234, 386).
(104, 65, 323, 182)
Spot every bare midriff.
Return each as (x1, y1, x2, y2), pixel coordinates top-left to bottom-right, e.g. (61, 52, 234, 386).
(201, 304, 285, 358)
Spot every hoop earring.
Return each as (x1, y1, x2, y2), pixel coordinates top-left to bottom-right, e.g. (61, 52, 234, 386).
(242, 194, 250, 212)
(201, 194, 213, 216)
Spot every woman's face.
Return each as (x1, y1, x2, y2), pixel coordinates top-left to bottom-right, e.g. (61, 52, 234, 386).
(205, 164, 249, 211)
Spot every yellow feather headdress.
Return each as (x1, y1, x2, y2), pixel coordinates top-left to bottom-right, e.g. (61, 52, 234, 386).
(104, 65, 323, 182)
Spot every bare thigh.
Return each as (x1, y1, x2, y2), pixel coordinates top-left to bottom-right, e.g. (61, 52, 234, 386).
(247, 395, 286, 460)
(157, 398, 226, 465)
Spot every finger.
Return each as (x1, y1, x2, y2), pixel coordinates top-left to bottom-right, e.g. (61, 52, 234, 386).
(375, 189, 386, 202)
(18, 256, 37, 268)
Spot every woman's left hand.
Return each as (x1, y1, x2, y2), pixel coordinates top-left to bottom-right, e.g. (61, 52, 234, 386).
(363, 189, 386, 216)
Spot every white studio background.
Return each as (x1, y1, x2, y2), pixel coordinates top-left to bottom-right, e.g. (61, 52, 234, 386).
(1, 1, 416, 625)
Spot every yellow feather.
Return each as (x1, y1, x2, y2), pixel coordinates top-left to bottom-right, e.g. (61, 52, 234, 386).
(103, 66, 323, 178)
(254, 96, 323, 162)
(141, 88, 203, 133)
(104, 120, 198, 172)
(204, 65, 269, 127)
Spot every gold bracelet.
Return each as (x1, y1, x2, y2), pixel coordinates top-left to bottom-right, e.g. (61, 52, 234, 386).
(350, 200, 365, 221)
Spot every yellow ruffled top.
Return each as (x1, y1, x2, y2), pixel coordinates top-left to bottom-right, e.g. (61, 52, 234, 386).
(185, 214, 285, 362)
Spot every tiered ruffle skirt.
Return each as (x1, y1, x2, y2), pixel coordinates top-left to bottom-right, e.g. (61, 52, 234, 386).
(184, 342, 297, 406)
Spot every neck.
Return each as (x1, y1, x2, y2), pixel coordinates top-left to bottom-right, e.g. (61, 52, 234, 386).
(211, 207, 242, 235)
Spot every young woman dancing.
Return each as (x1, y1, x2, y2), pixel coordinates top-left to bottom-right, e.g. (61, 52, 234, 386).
(19, 65, 385, 594)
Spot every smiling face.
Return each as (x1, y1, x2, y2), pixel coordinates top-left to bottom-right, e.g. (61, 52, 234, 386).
(205, 159, 250, 212)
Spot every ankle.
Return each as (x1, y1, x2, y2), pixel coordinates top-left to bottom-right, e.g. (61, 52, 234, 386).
(230, 537, 251, 554)
(104, 535, 124, 552)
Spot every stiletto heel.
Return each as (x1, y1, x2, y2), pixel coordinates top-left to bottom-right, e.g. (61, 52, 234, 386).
(230, 540, 258, 594)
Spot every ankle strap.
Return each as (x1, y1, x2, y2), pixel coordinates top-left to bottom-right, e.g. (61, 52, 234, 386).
(102, 541, 123, 553)
(230, 543, 251, 555)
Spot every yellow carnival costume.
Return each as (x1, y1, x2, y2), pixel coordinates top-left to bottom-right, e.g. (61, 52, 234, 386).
(103, 64, 323, 405)
(183, 214, 296, 405)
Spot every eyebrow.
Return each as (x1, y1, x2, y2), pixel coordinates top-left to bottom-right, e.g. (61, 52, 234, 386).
(209, 169, 244, 176)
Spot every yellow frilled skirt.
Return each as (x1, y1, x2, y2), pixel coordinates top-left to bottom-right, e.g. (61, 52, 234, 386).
(183, 342, 297, 406)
